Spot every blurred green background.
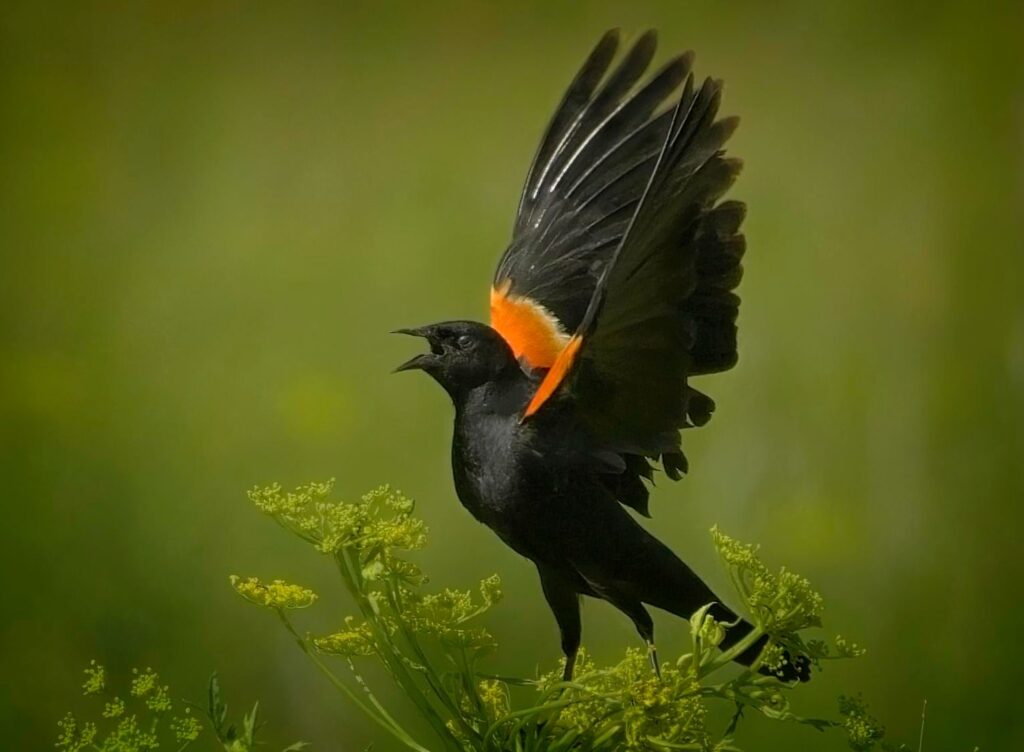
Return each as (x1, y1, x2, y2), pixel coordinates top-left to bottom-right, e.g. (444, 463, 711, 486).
(2, 1, 1022, 748)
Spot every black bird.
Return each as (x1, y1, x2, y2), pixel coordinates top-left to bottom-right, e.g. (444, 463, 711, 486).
(395, 30, 809, 683)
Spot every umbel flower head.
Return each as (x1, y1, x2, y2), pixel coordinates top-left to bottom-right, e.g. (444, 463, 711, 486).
(711, 526, 824, 635)
(314, 616, 377, 657)
(247, 480, 427, 583)
(839, 694, 886, 751)
(401, 574, 504, 648)
(82, 660, 105, 695)
(229, 576, 318, 610)
(57, 663, 201, 751)
(533, 647, 709, 750)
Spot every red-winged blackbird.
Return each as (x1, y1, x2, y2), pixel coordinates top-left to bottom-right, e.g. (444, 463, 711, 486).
(395, 30, 809, 683)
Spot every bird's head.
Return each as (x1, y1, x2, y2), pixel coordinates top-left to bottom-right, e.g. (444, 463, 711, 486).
(393, 320, 518, 396)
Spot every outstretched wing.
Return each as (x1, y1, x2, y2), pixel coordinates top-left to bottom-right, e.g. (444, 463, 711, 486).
(521, 56, 746, 515)
(491, 29, 693, 369)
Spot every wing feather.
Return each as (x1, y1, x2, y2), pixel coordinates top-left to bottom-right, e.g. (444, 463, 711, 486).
(490, 32, 747, 514)
(526, 74, 745, 488)
(515, 29, 621, 234)
(496, 31, 690, 337)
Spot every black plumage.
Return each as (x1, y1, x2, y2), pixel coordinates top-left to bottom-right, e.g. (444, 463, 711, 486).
(395, 30, 808, 683)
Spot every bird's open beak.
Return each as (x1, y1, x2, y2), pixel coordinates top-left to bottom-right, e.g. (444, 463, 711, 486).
(392, 327, 440, 373)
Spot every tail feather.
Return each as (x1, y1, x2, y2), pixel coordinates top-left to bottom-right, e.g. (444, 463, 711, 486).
(632, 538, 811, 682)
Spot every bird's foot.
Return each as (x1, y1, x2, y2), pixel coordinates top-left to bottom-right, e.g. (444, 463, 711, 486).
(646, 640, 661, 679)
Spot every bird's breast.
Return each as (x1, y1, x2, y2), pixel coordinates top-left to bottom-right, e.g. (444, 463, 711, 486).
(451, 411, 531, 526)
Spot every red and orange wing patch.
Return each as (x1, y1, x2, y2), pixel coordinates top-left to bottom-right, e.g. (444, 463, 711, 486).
(524, 334, 582, 417)
(489, 281, 583, 419)
(490, 281, 570, 369)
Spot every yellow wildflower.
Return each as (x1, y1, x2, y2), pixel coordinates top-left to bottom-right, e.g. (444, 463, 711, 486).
(314, 617, 376, 657)
(130, 667, 158, 697)
(230, 576, 318, 610)
(81, 660, 104, 695)
(839, 694, 885, 751)
(102, 697, 125, 718)
(835, 634, 867, 658)
(711, 527, 824, 634)
(478, 679, 509, 718)
(56, 713, 97, 751)
(170, 709, 202, 743)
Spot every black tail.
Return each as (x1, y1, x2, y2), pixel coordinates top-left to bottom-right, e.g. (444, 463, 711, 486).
(636, 540, 811, 682)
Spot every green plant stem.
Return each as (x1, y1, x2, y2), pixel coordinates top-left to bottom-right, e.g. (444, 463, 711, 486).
(334, 549, 464, 751)
(701, 625, 766, 678)
(457, 645, 487, 718)
(345, 658, 414, 737)
(385, 579, 484, 743)
(483, 697, 578, 749)
(275, 610, 430, 752)
(646, 739, 707, 750)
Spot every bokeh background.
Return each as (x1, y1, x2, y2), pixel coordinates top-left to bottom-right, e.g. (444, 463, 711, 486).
(3, 1, 1022, 748)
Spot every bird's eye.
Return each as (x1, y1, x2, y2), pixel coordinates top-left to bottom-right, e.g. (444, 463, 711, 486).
(457, 334, 474, 349)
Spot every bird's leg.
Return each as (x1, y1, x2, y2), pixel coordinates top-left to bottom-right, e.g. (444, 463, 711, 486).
(562, 650, 577, 683)
(537, 566, 582, 682)
(606, 595, 661, 679)
(647, 639, 661, 679)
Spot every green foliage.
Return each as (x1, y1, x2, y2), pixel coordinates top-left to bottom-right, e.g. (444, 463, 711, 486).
(231, 480, 905, 752)
(204, 673, 309, 752)
(54, 665, 307, 752)
(52, 479, 922, 750)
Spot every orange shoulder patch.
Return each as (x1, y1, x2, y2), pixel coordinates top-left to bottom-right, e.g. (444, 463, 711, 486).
(490, 281, 570, 369)
(523, 334, 583, 418)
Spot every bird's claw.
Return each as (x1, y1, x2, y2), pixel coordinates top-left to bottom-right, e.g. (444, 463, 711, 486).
(647, 641, 661, 679)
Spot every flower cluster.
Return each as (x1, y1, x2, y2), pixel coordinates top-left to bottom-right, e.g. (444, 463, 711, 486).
(56, 664, 200, 751)
(477, 679, 509, 718)
(82, 660, 105, 695)
(401, 575, 503, 648)
(533, 647, 708, 750)
(103, 697, 125, 719)
(711, 526, 824, 634)
(169, 711, 202, 744)
(758, 641, 787, 673)
(835, 634, 868, 658)
(314, 616, 377, 657)
(615, 652, 707, 751)
(230, 480, 900, 752)
(248, 480, 427, 563)
(229, 576, 318, 610)
(56, 714, 96, 752)
(130, 667, 172, 713)
(839, 694, 886, 751)
(805, 633, 869, 669)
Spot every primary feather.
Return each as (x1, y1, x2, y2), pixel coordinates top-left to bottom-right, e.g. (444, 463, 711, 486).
(495, 30, 746, 511)
(497, 30, 695, 334)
